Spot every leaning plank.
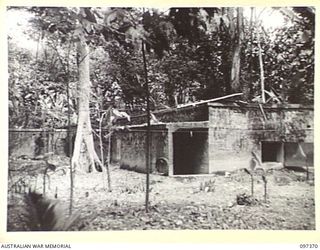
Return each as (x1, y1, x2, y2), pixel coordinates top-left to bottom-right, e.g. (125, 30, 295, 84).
(177, 93, 243, 108)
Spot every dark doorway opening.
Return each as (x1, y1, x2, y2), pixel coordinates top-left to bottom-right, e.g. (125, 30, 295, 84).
(261, 141, 283, 162)
(173, 128, 208, 175)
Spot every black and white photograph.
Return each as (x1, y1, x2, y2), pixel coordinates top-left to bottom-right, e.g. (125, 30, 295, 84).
(6, 6, 315, 232)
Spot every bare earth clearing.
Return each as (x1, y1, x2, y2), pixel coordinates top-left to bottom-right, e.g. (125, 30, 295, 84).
(7, 156, 315, 231)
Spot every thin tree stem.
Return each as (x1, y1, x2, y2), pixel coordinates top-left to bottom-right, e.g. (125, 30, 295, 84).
(249, 7, 254, 98)
(106, 115, 112, 191)
(264, 179, 267, 202)
(66, 43, 73, 215)
(251, 174, 254, 197)
(99, 111, 106, 190)
(142, 38, 151, 213)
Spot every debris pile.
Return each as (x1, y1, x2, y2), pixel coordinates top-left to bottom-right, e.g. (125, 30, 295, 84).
(236, 193, 259, 206)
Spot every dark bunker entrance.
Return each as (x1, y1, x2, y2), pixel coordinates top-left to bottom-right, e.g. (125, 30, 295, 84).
(173, 128, 208, 175)
(261, 141, 283, 162)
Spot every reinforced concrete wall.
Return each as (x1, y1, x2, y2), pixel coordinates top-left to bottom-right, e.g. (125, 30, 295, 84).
(9, 129, 76, 158)
(9, 128, 107, 160)
(111, 102, 313, 175)
(111, 125, 168, 174)
(208, 103, 314, 172)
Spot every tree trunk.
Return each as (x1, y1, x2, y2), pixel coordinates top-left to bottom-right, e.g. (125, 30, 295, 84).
(71, 40, 103, 173)
(255, 8, 266, 104)
(246, 7, 254, 101)
(230, 7, 244, 93)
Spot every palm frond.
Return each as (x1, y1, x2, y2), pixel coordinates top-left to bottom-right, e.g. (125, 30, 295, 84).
(25, 191, 80, 231)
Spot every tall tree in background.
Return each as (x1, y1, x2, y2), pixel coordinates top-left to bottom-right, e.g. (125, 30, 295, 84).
(25, 7, 147, 173)
(244, 7, 315, 104)
(28, 7, 105, 173)
(165, 7, 246, 101)
(230, 7, 244, 93)
(70, 8, 104, 173)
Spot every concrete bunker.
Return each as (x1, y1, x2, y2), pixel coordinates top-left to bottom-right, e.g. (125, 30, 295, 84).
(111, 102, 314, 176)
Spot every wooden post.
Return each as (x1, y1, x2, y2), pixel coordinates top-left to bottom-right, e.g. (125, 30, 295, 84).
(142, 39, 151, 212)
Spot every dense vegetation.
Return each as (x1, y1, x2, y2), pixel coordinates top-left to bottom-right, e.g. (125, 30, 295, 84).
(8, 7, 315, 129)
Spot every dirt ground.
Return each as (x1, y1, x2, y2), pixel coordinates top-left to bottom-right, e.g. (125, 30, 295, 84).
(7, 156, 315, 231)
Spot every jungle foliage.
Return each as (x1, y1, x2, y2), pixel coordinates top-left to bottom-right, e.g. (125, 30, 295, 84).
(8, 7, 315, 129)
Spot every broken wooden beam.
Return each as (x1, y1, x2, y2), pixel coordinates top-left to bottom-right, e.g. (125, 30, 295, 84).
(177, 93, 244, 109)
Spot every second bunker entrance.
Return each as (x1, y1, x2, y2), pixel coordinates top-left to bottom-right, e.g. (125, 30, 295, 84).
(173, 128, 208, 175)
